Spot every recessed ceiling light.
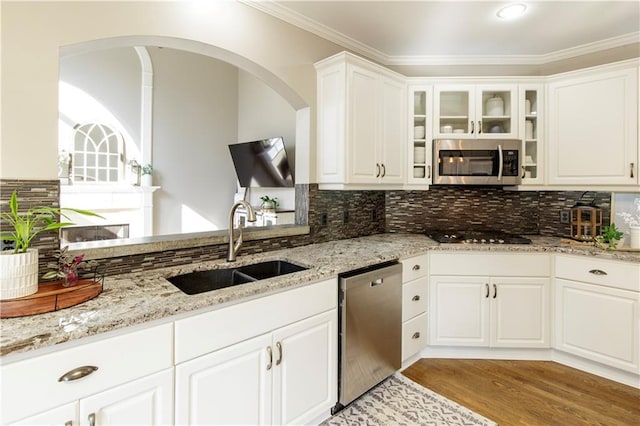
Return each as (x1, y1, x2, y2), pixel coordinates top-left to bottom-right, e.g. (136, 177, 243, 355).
(496, 3, 527, 20)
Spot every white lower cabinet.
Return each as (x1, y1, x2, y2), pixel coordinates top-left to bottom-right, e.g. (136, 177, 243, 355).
(429, 253, 550, 348)
(401, 254, 429, 361)
(554, 255, 640, 374)
(175, 310, 336, 425)
(3, 323, 174, 426)
(79, 369, 173, 426)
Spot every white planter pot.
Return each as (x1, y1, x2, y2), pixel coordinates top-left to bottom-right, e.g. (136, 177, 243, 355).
(0, 249, 39, 300)
(630, 225, 640, 249)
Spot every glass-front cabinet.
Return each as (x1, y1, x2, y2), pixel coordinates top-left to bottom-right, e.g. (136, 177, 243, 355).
(408, 85, 433, 185)
(434, 85, 518, 139)
(519, 84, 544, 185)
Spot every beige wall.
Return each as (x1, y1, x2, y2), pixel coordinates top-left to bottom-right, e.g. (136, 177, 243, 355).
(0, 1, 343, 180)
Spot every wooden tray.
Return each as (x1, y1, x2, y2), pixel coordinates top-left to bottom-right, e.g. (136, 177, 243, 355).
(0, 279, 102, 318)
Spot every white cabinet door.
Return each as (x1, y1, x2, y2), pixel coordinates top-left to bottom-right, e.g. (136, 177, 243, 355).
(434, 85, 474, 138)
(408, 86, 433, 185)
(379, 76, 406, 183)
(491, 277, 550, 348)
(555, 278, 639, 373)
(80, 369, 173, 426)
(9, 402, 78, 426)
(175, 333, 273, 425)
(348, 64, 379, 184)
(272, 310, 337, 425)
(547, 66, 638, 185)
(429, 276, 489, 346)
(430, 275, 549, 348)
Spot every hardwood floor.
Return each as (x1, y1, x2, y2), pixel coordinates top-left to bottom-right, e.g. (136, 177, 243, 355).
(402, 359, 640, 426)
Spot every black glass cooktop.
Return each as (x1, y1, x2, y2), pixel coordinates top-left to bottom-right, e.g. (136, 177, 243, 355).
(426, 230, 532, 245)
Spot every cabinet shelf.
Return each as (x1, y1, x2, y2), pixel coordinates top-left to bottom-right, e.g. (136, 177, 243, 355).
(482, 115, 510, 120)
(440, 115, 468, 120)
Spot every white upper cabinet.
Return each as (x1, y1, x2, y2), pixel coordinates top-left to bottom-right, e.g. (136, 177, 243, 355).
(519, 84, 544, 185)
(408, 86, 433, 186)
(547, 63, 638, 186)
(316, 52, 406, 189)
(434, 84, 518, 139)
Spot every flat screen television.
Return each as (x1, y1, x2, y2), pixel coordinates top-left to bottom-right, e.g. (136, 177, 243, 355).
(228, 137, 294, 188)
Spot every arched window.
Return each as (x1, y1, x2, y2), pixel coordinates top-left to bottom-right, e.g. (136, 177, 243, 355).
(72, 123, 124, 183)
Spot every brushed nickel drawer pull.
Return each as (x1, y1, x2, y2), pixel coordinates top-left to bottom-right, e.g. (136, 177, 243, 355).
(412, 295, 420, 302)
(485, 283, 489, 298)
(88, 413, 96, 426)
(493, 283, 497, 299)
(412, 332, 421, 339)
(58, 365, 98, 382)
(412, 264, 420, 271)
(276, 341, 283, 366)
(427, 165, 431, 179)
(266, 346, 273, 370)
(631, 162, 635, 178)
(376, 163, 381, 178)
(589, 269, 607, 276)
(381, 163, 386, 178)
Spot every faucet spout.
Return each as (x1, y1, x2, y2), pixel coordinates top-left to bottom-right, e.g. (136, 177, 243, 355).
(227, 200, 257, 262)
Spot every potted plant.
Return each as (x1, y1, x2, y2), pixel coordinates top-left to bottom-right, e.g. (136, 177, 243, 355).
(141, 163, 153, 187)
(0, 190, 102, 299)
(595, 223, 624, 251)
(260, 195, 279, 212)
(43, 247, 98, 287)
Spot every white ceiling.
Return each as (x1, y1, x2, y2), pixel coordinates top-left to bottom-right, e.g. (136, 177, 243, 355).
(248, 0, 640, 65)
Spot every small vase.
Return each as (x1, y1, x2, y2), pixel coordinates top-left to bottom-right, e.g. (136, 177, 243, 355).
(630, 225, 640, 249)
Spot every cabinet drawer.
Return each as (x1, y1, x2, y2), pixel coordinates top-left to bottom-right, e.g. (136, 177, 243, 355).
(402, 276, 428, 322)
(555, 255, 640, 292)
(175, 278, 337, 363)
(430, 252, 550, 277)
(1, 323, 173, 424)
(402, 253, 429, 282)
(402, 313, 428, 361)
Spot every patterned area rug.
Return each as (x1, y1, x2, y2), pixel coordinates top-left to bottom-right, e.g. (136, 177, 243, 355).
(322, 373, 497, 426)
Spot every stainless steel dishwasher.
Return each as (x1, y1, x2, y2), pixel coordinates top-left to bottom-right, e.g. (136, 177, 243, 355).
(333, 261, 403, 413)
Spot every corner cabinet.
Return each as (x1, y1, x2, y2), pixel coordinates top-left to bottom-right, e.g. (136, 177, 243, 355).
(554, 255, 640, 374)
(316, 52, 406, 189)
(547, 63, 639, 186)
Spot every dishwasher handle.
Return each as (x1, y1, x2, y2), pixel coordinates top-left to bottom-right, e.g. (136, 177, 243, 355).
(370, 278, 384, 287)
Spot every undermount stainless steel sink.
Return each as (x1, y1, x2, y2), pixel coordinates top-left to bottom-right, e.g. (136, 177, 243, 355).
(168, 260, 308, 295)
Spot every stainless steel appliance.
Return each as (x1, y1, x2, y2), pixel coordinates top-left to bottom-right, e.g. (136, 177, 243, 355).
(334, 261, 402, 413)
(426, 229, 532, 244)
(433, 139, 522, 185)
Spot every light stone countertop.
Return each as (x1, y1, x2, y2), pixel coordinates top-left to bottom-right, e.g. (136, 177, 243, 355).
(1, 233, 638, 360)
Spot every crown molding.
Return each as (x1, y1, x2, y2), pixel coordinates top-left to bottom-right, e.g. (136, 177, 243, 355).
(242, 0, 639, 66)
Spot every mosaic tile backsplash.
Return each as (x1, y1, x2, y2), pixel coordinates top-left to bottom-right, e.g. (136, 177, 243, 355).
(2, 179, 613, 277)
(386, 187, 612, 237)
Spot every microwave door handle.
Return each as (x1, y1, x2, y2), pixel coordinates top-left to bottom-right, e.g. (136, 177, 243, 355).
(497, 144, 503, 180)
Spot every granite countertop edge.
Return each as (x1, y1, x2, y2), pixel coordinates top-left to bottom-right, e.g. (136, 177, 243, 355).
(1, 233, 638, 360)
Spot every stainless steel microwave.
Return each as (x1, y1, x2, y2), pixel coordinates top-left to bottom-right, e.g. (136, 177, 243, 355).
(433, 139, 522, 185)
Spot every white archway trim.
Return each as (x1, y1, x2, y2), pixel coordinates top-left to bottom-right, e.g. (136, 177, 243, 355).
(60, 36, 308, 110)
(134, 46, 153, 167)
